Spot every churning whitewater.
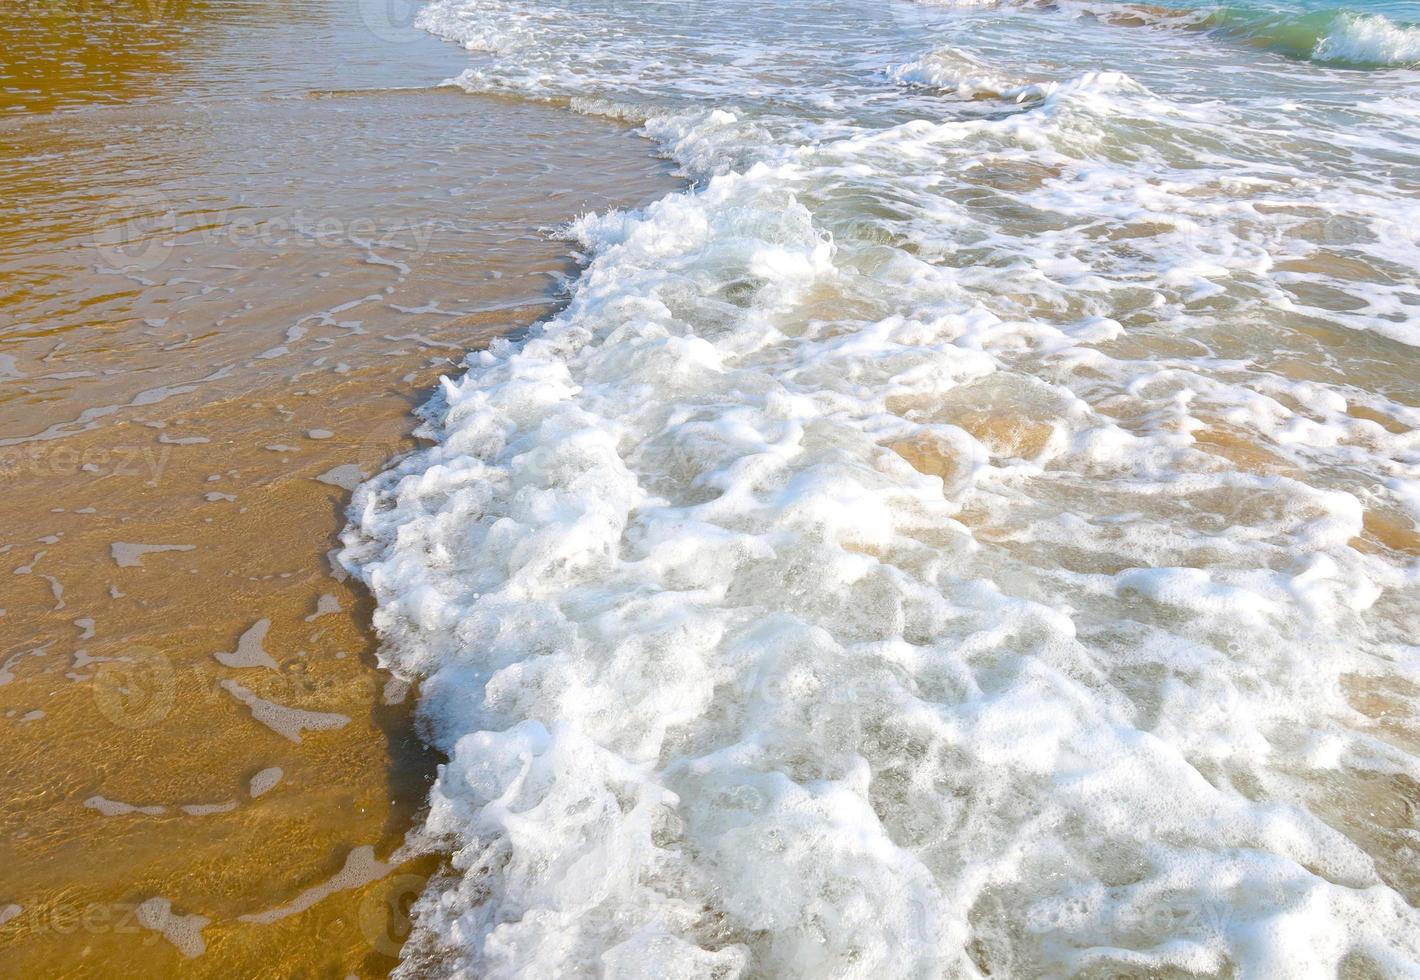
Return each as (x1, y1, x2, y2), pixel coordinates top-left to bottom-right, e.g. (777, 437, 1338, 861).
(340, 0, 1420, 976)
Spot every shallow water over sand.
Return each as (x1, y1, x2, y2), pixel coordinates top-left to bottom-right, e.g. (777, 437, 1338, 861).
(0, 0, 674, 974)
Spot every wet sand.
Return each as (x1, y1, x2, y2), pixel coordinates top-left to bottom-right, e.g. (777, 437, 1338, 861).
(0, 0, 677, 974)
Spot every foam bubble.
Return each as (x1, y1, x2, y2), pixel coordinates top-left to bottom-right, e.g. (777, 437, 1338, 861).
(135, 897, 209, 959)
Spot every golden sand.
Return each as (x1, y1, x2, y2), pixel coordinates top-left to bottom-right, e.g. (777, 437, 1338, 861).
(0, 1, 677, 974)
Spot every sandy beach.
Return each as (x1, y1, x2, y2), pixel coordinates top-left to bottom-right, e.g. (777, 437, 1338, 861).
(0, 0, 674, 974)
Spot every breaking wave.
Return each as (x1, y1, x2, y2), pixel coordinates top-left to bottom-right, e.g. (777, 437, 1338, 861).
(341, 0, 1420, 976)
(1045, 0, 1420, 68)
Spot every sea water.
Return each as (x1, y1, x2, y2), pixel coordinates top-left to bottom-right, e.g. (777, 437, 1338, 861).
(340, 0, 1420, 975)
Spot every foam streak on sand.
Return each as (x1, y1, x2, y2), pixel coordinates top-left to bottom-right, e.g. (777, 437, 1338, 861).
(343, 0, 1420, 976)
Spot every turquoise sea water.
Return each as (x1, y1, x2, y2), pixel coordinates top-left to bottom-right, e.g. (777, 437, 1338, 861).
(1129, 0, 1420, 66)
(978, 0, 1420, 68)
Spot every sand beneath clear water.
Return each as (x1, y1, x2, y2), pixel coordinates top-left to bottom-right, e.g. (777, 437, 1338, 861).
(0, 2, 676, 974)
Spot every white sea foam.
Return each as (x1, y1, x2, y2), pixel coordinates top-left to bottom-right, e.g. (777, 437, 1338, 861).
(887, 46, 1032, 99)
(889, 48, 1147, 103)
(1314, 12, 1420, 67)
(345, 0, 1420, 976)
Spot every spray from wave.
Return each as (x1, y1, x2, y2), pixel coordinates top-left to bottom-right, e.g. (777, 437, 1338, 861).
(1310, 10, 1420, 66)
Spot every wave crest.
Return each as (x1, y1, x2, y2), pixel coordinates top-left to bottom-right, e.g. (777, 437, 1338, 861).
(985, 0, 1420, 69)
(1313, 11, 1420, 67)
